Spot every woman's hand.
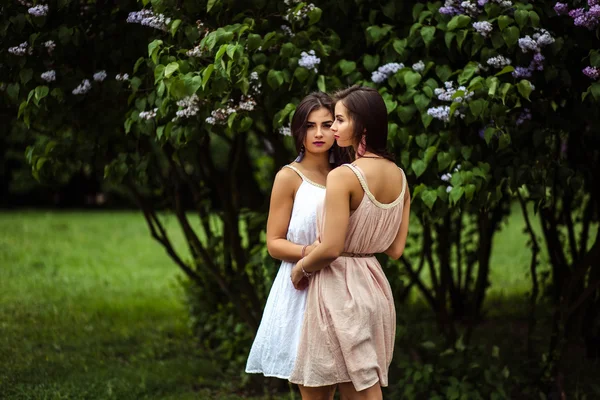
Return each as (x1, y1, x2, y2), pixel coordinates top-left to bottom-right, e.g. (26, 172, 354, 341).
(291, 262, 309, 290)
(305, 238, 321, 257)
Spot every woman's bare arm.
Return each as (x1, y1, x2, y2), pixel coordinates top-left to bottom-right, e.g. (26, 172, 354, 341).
(266, 168, 315, 262)
(296, 167, 353, 273)
(384, 186, 411, 260)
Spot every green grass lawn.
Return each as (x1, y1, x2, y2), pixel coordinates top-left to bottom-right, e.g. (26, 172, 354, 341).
(0, 208, 592, 399)
(0, 211, 289, 400)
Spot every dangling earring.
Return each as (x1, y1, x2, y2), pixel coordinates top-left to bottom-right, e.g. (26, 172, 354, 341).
(329, 148, 335, 164)
(294, 145, 305, 162)
(357, 135, 367, 157)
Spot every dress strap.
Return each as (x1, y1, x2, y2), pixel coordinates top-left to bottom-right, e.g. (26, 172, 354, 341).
(343, 163, 405, 209)
(282, 165, 326, 189)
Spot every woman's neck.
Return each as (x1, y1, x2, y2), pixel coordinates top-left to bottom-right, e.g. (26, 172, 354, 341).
(299, 151, 331, 171)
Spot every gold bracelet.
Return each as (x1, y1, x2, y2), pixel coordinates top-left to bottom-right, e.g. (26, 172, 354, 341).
(301, 258, 313, 278)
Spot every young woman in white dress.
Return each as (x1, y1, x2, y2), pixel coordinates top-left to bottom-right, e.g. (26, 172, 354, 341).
(245, 93, 346, 397)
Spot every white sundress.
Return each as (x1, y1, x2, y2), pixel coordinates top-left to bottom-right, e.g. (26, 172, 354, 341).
(245, 164, 325, 379)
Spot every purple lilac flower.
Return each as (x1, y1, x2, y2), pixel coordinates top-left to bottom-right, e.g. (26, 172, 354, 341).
(554, 2, 569, 15)
(512, 66, 533, 78)
(573, 11, 599, 29)
(440, 6, 461, 15)
(583, 66, 600, 79)
(569, 8, 585, 19)
(516, 108, 532, 125)
(478, 0, 489, 6)
(590, 5, 600, 18)
(589, 0, 600, 6)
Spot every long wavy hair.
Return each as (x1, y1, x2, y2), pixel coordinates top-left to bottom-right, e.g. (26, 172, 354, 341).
(333, 85, 395, 162)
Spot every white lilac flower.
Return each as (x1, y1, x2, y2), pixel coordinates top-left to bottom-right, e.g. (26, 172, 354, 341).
(435, 81, 474, 103)
(441, 173, 452, 182)
(371, 62, 404, 83)
(249, 71, 262, 94)
(18, 0, 32, 5)
(279, 126, 291, 136)
(127, 10, 171, 31)
(446, 185, 453, 193)
(284, 2, 316, 22)
(412, 60, 425, 72)
(8, 42, 30, 56)
(205, 117, 216, 125)
(281, 25, 294, 37)
(176, 94, 200, 119)
(534, 29, 555, 47)
(518, 36, 539, 53)
(454, 164, 461, 171)
(473, 21, 493, 37)
(93, 70, 107, 82)
(284, 0, 300, 5)
(41, 70, 56, 82)
(486, 55, 511, 68)
(427, 105, 451, 122)
(186, 45, 202, 57)
(238, 95, 256, 111)
(72, 79, 91, 95)
(44, 40, 56, 53)
(28, 4, 49, 16)
(115, 73, 129, 81)
(139, 108, 158, 120)
(298, 50, 321, 72)
(460, 1, 479, 16)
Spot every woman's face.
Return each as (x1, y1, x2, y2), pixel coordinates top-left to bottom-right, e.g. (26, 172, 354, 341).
(303, 107, 335, 154)
(331, 101, 354, 148)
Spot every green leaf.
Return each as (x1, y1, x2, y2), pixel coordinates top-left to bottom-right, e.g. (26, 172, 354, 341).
(465, 184, 476, 201)
(398, 105, 417, 123)
(148, 39, 163, 63)
(308, 7, 322, 25)
(267, 70, 285, 89)
(156, 125, 165, 140)
(363, 54, 380, 72)
(246, 34, 261, 51)
(293, 67, 309, 83)
(215, 44, 228, 61)
(164, 62, 179, 78)
(514, 10, 528, 28)
(424, 146, 437, 164)
(366, 25, 392, 43)
(447, 15, 471, 31)
(494, 65, 515, 76)
(34, 85, 49, 105)
(421, 190, 437, 210)
(412, 3, 425, 21)
(591, 50, 600, 67)
(202, 64, 214, 88)
(422, 112, 434, 128)
(502, 26, 519, 47)
(20, 68, 33, 85)
(412, 159, 427, 177)
(392, 39, 407, 57)
(529, 11, 540, 27)
(339, 60, 356, 76)
(445, 32, 456, 49)
(240, 116, 253, 132)
(280, 43, 295, 58)
(469, 99, 486, 117)
(413, 93, 430, 112)
(517, 79, 533, 101)
(276, 103, 296, 126)
(170, 19, 182, 37)
(384, 98, 398, 114)
(484, 126, 496, 144)
(498, 16, 514, 31)
(420, 26, 436, 47)
(591, 82, 600, 101)
(404, 71, 422, 89)
(317, 75, 326, 92)
(450, 186, 465, 204)
(456, 29, 468, 50)
(437, 152, 451, 170)
(435, 65, 452, 82)
(207, 0, 219, 12)
(416, 133, 428, 149)
(500, 82, 511, 103)
(499, 133, 511, 149)
(130, 77, 142, 91)
(458, 62, 478, 85)
(226, 44, 237, 59)
(133, 57, 145, 73)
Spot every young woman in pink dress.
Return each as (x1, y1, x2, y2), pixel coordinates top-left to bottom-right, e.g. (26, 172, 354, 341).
(289, 86, 411, 400)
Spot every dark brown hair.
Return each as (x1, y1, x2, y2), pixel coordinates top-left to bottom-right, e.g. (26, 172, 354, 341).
(291, 92, 350, 166)
(333, 85, 395, 162)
